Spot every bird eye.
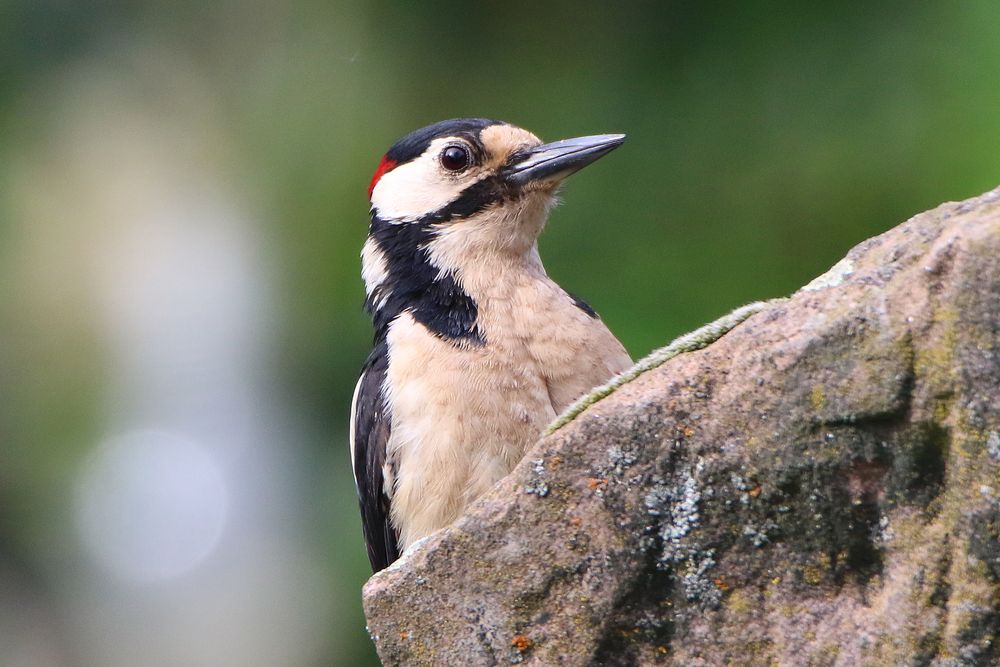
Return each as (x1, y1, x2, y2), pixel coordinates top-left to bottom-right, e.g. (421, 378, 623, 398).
(440, 145, 469, 172)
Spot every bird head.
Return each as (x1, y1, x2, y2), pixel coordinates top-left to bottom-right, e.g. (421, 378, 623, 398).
(367, 118, 624, 253)
(362, 119, 624, 334)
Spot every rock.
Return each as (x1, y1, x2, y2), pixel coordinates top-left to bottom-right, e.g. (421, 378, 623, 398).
(363, 187, 1000, 666)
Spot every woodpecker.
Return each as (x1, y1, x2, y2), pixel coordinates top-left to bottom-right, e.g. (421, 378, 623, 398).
(351, 118, 632, 572)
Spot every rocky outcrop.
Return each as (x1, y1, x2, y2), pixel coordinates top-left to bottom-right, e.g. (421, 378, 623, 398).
(363, 187, 1000, 666)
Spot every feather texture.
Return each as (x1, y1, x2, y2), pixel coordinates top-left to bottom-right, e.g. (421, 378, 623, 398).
(350, 341, 399, 571)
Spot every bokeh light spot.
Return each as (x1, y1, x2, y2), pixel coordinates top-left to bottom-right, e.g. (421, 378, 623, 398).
(75, 430, 229, 583)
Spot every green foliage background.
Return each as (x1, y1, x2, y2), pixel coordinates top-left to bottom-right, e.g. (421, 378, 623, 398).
(2, 2, 999, 664)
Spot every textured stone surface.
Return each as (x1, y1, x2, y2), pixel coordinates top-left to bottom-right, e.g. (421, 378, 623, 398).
(363, 187, 1000, 666)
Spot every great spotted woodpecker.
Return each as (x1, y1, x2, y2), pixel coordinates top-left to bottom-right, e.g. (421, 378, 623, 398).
(351, 118, 631, 571)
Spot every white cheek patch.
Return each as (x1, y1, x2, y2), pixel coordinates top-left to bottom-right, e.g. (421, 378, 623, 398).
(370, 138, 476, 221)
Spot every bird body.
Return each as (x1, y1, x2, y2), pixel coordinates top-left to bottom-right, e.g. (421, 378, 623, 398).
(351, 119, 631, 571)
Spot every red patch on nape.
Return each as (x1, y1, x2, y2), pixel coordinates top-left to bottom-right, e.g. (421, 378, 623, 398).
(368, 155, 398, 199)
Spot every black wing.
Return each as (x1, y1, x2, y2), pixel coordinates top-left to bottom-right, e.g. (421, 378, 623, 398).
(350, 341, 400, 572)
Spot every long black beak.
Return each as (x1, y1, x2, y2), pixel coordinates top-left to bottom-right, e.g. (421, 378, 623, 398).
(504, 134, 626, 186)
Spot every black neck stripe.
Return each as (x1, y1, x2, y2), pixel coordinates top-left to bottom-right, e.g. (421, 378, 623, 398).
(366, 215, 483, 346)
(423, 176, 506, 224)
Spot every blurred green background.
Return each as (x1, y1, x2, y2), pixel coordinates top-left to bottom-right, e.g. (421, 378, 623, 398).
(1, 1, 999, 665)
